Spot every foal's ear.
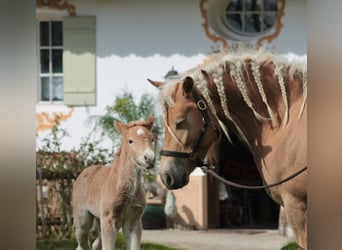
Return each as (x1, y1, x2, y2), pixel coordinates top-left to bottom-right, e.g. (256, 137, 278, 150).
(145, 114, 155, 131)
(183, 76, 194, 95)
(114, 120, 128, 134)
(147, 79, 165, 88)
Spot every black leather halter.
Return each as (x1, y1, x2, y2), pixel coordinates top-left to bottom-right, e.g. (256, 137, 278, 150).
(160, 89, 219, 168)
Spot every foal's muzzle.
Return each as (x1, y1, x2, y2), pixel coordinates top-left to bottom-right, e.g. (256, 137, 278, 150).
(142, 150, 155, 169)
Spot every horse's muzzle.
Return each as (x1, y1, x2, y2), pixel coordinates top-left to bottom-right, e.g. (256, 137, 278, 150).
(159, 172, 188, 190)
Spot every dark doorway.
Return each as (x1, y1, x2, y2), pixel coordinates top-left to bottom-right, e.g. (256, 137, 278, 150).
(217, 133, 279, 229)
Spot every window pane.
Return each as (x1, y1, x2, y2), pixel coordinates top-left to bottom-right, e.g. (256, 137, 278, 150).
(226, 0, 244, 33)
(244, 13, 262, 33)
(41, 77, 50, 101)
(227, 13, 243, 32)
(40, 22, 49, 46)
(244, 0, 262, 11)
(52, 49, 63, 73)
(40, 49, 50, 73)
(52, 21, 63, 46)
(52, 77, 63, 101)
(227, 0, 243, 12)
(264, 0, 278, 11)
(263, 13, 277, 30)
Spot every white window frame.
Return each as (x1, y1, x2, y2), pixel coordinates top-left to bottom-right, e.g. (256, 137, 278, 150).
(36, 9, 66, 105)
(207, 0, 281, 41)
(37, 19, 63, 104)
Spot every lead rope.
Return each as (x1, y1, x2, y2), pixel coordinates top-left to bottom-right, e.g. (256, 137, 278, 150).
(200, 165, 307, 190)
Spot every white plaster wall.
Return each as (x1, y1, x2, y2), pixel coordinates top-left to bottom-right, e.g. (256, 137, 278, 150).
(271, 0, 307, 55)
(36, 0, 306, 151)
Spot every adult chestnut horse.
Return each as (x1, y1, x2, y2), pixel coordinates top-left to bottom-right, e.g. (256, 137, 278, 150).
(73, 115, 155, 250)
(148, 49, 307, 249)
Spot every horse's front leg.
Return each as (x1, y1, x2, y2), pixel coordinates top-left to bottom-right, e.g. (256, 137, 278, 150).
(123, 219, 142, 250)
(283, 197, 307, 250)
(100, 215, 116, 250)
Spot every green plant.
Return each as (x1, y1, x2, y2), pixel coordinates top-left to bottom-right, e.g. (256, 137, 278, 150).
(37, 121, 69, 153)
(36, 114, 112, 169)
(86, 90, 159, 149)
(281, 242, 297, 250)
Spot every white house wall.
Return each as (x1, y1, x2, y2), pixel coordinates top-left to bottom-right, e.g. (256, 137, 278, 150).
(36, 0, 307, 151)
(273, 0, 307, 54)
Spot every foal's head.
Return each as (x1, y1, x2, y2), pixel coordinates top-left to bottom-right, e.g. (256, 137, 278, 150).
(149, 77, 220, 189)
(114, 115, 155, 169)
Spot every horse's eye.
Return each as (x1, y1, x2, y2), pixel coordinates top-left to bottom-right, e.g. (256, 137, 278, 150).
(175, 119, 187, 130)
(128, 139, 133, 144)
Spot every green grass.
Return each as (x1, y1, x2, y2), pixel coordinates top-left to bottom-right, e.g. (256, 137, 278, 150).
(36, 240, 179, 250)
(141, 242, 180, 250)
(36, 233, 180, 250)
(281, 242, 298, 250)
(36, 239, 77, 250)
(36, 238, 295, 250)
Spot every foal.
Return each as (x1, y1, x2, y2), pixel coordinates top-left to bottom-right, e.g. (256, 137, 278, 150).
(72, 115, 155, 250)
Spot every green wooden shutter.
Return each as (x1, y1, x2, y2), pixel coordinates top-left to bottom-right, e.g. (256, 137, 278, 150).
(63, 16, 96, 106)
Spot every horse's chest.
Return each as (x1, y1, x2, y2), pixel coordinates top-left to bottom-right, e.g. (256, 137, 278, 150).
(113, 189, 146, 227)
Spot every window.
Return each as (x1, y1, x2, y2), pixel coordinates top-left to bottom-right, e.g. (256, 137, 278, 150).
(225, 0, 277, 36)
(36, 15, 96, 106)
(38, 20, 64, 102)
(207, 0, 281, 41)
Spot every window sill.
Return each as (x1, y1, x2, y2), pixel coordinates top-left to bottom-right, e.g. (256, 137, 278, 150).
(36, 102, 70, 112)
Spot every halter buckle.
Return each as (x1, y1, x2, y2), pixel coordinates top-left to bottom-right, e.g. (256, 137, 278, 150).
(197, 100, 207, 110)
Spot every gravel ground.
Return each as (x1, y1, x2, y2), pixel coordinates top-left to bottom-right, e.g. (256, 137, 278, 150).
(141, 229, 293, 250)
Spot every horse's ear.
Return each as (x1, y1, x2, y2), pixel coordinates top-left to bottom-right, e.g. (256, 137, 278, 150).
(145, 114, 155, 131)
(183, 76, 194, 94)
(147, 79, 165, 88)
(114, 120, 128, 134)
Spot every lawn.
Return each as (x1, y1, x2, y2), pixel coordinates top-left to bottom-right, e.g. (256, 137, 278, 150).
(36, 232, 180, 250)
(37, 233, 295, 250)
(36, 240, 180, 250)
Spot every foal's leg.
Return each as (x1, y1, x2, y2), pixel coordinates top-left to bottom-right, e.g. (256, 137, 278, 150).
(283, 197, 307, 250)
(74, 210, 93, 250)
(100, 215, 116, 250)
(123, 219, 142, 250)
(91, 218, 101, 250)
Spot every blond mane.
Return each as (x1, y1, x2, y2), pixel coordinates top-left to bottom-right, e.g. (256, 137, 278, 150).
(158, 47, 307, 148)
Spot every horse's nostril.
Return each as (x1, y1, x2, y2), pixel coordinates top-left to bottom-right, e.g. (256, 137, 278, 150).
(165, 174, 173, 186)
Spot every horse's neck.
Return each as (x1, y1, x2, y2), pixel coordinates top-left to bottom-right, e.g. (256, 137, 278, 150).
(111, 153, 142, 197)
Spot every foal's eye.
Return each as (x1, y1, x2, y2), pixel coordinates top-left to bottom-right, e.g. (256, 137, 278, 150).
(175, 119, 187, 130)
(128, 139, 134, 144)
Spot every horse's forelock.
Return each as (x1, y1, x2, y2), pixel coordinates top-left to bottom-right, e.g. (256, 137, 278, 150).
(158, 80, 178, 108)
(127, 120, 151, 130)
